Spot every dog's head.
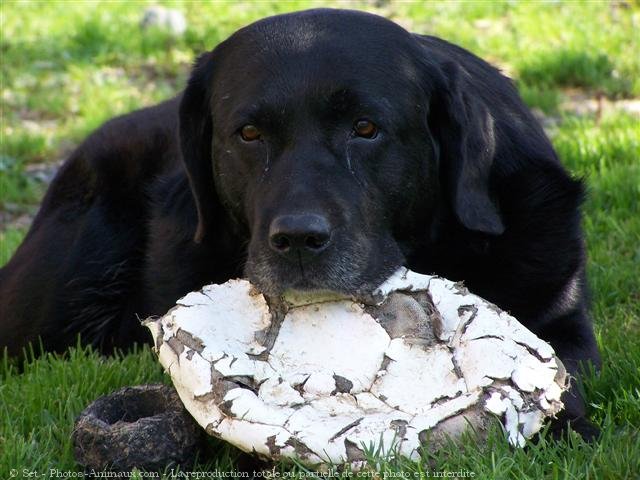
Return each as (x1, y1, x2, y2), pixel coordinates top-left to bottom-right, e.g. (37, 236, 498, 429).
(179, 9, 505, 295)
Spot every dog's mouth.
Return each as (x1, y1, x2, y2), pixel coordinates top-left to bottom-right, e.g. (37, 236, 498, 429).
(272, 269, 345, 294)
(245, 258, 358, 296)
(244, 236, 405, 298)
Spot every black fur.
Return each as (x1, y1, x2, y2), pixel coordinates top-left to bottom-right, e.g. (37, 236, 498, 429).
(0, 9, 599, 436)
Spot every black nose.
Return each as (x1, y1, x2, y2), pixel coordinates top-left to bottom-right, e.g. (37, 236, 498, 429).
(269, 214, 332, 256)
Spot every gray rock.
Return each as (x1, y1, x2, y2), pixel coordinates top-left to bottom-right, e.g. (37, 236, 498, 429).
(140, 6, 187, 36)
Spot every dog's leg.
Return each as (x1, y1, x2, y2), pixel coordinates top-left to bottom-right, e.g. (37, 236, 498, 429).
(536, 309, 601, 440)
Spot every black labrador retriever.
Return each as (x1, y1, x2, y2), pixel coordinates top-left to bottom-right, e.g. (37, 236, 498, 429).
(0, 9, 599, 436)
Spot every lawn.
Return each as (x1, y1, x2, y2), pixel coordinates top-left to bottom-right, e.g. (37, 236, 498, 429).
(1, 1, 639, 479)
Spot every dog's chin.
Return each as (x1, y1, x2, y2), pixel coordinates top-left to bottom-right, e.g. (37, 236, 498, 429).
(244, 253, 403, 298)
(246, 268, 360, 297)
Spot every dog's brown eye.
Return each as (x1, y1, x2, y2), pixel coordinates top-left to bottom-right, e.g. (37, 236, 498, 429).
(240, 124, 261, 141)
(354, 119, 377, 138)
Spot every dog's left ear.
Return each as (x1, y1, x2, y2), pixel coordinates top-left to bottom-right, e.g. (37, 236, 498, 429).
(179, 51, 221, 243)
(427, 60, 505, 235)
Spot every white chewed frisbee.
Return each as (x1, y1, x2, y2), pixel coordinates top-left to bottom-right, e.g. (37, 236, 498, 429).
(144, 267, 566, 465)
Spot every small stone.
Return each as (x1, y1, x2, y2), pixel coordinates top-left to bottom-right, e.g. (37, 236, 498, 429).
(140, 6, 187, 36)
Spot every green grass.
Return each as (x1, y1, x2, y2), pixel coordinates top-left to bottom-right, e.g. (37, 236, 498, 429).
(1, 1, 639, 479)
(0, 344, 253, 475)
(0, 227, 28, 266)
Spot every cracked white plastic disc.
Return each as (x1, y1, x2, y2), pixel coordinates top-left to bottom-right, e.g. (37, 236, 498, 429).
(144, 268, 567, 464)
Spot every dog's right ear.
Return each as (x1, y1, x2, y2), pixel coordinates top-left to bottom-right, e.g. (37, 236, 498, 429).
(179, 51, 220, 243)
(426, 60, 505, 236)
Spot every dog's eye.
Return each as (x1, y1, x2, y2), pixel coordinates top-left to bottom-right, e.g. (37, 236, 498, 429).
(240, 124, 261, 141)
(353, 119, 377, 138)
